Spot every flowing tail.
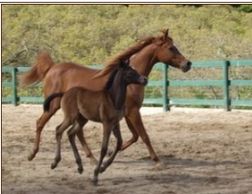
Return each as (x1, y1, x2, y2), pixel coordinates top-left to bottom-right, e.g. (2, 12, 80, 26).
(19, 52, 55, 87)
(44, 93, 64, 112)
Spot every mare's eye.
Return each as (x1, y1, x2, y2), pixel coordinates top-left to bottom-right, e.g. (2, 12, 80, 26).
(169, 47, 175, 51)
(169, 46, 178, 53)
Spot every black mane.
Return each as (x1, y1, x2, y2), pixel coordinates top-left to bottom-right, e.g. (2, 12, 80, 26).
(105, 68, 118, 90)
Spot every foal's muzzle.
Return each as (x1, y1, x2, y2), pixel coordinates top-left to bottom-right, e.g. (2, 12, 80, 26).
(138, 76, 148, 86)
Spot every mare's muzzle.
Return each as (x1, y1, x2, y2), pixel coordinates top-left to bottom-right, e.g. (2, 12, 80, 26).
(181, 61, 192, 72)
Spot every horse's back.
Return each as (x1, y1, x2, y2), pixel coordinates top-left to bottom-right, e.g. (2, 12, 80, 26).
(43, 62, 107, 96)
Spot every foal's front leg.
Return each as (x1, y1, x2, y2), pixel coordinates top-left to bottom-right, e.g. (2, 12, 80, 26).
(93, 122, 112, 185)
(99, 123, 122, 173)
(68, 121, 84, 174)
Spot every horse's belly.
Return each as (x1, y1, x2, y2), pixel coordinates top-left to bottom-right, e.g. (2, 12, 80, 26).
(78, 98, 102, 122)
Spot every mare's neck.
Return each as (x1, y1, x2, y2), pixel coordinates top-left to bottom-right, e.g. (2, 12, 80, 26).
(108, 73, 127, 110)
(130, 44, 158, 77)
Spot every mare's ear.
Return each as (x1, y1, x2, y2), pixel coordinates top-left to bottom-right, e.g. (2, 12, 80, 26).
(161, 28, 169, 40)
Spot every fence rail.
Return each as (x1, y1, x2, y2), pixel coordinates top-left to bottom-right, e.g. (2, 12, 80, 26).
(2, 60, 252, 111)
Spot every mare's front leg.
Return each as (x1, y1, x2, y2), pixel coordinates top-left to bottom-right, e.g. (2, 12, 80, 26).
(28, 98, 60, 161)
(122, 108, 160, 163)
(93, 122, 112, 186)
(99, 123, 122, 173)
(51, 119, 71, 169)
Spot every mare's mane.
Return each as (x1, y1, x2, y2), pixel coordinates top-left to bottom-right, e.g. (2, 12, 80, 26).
(93, 29, 171, 79)
(93, 36, 154, 78)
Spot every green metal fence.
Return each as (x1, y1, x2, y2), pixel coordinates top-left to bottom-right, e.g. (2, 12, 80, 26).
(2, 60, 252, 111)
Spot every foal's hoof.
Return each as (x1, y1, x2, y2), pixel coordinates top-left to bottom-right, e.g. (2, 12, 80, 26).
(28, 153, 35, 161)
(92, 177, 98, 186)
(78, 166, 83, 174)
(51, 162, 58, 169)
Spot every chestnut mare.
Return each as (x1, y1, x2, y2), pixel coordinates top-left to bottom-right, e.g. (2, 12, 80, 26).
(21, 29, 191, 164)
(43, 60, 147, 185)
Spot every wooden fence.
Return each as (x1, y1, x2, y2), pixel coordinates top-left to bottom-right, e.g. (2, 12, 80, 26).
(2, 60, 252, 111)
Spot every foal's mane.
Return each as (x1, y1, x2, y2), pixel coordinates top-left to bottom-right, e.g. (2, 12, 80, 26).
(93, 29, 171, 79)
(105, 68, 118, 90)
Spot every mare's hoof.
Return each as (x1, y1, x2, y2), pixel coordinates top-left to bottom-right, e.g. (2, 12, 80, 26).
(153, 161, 166, 170)
(78, 166, 83, 174)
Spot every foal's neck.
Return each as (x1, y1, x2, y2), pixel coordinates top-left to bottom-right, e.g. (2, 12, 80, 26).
(130, 44, 158, 77)
(108, 72, 128, 111)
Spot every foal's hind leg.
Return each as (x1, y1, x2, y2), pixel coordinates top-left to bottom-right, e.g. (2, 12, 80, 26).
(99, 123, 122, 173)
(28, 98, 60, 161)
(51, 119, 71, 169)
(67, 121, 84, 174)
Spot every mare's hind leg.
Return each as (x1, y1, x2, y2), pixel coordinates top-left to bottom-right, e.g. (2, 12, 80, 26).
(122, 109, 160, 162)
(67, 120, 84, 174)
(28, 97, 60, 161)
(75, 117, 97, 165)
(120, 116, 139, 150)
(51, 119, 71, 169)
(93, 122, 112, 185)
(99, 123, 122, 173)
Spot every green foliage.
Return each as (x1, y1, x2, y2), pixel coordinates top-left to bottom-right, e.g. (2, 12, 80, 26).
(2, 5, 252, 67)
(2, 5, 252, 109)
(233, 5, 252, 13)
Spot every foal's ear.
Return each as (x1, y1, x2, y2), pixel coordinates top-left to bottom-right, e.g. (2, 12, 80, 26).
(119, 59, 129, 68)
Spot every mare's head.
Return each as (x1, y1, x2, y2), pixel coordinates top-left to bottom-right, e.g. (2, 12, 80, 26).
(153, 29, 191, 72)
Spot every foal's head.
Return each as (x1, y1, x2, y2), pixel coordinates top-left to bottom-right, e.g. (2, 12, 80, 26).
(106, 59, 148, 90)
(153, 29, 192, 72)
(121, 59, 148, 86)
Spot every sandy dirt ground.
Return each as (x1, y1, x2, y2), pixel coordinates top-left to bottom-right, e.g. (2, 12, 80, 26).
(2, 105, 252, 194)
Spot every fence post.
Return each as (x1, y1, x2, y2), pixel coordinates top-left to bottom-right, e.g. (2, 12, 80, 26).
(163, 63, 169, 112)
(223, 61, 231, 111)
(11, 67, 18, 106)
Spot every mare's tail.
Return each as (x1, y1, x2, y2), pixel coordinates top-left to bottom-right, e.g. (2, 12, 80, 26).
(43, 93, 64, 112)
(19, 52, 55, 87)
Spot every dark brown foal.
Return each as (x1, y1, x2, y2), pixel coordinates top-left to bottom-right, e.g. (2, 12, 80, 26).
(44, 60, 147, 185)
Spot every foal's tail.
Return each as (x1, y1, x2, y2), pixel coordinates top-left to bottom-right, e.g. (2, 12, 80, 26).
(43, 93, 64, 112)
(19, 51, 55, 87)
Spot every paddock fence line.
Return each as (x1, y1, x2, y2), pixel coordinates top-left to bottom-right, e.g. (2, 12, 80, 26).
(2, 60, 252, 111)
